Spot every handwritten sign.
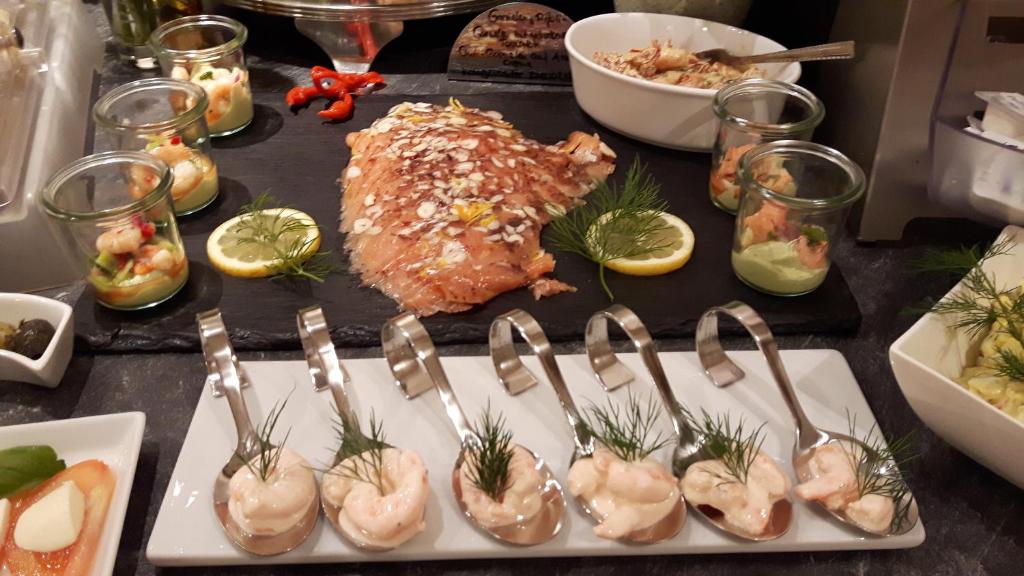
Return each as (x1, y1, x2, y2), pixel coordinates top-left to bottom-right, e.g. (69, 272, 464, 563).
(447, 2, 573, 85)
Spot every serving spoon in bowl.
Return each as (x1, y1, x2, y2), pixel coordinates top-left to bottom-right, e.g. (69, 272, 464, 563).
(490, 308, 685, 544)
(584, 304, 792, 541)
(297, 306, 409, 552)
(695, 40, 855, 71)
(198, 309, 319, 556)
(382, 311, 564, 546)
(696, 301, 919, 537)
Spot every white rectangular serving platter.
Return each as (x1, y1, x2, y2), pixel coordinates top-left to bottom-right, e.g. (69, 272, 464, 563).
(1, 412, 146, 576)
(147, 351, 925, 566)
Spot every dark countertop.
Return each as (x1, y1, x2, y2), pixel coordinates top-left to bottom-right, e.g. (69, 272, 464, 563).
(1, 3, 1021, 575)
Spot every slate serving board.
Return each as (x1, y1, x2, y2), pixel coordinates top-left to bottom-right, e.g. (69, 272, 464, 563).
(74, 84, 860, 352)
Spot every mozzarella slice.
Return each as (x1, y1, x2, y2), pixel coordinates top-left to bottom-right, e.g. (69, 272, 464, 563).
(0, 498, 10, 544)
(13, 481, 86, 553)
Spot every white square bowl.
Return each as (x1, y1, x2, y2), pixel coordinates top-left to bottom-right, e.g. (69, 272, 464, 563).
(0, 412, 146, 575)
(889, 225, 1024, 488)
(0, 292, 74, 387)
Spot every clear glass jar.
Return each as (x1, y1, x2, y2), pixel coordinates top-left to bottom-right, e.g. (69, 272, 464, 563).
(149, 15, 254, 137)
(93, 78, 219, 216)
(710, 79, 824, 214)
(730, 140, 864, 296)
(40, 152, 190, 310)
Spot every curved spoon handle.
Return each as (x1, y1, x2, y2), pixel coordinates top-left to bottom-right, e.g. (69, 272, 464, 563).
(585, 305, 695, 444)
(743, 41, 855, 65)
(297, 306, 357, 426)
(695, 301, 823, 450)
(198, 309, 255, 454)
(490, 309, 592, 454)
(383, 313, 477, 448)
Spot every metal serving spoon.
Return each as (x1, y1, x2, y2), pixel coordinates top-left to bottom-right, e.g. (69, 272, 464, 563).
(585, 304, 791, 541)
(695, 40, 855, 71)
(297, 306, 408, 552)
(198, 309, 319, 556)
(382, 312, 564, 546)
(696, 301, 919, 537)
(490, 309, 684, 544)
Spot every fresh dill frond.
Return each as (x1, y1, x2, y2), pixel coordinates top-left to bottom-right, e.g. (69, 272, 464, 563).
(910, 238, 1024, 379)
(685, 408, 767, 486)
(465, 402, 515, 501)
(582, 392, 670, 462)
(328, 409, 388, 494)
(845, 412, 918, 533)
(236, 397, 291, 483)
(233, 192, 338, 283)
(546, 158, 671, 300)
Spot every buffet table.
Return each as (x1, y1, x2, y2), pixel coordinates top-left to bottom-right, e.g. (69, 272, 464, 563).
(1, 2, 1021, 574)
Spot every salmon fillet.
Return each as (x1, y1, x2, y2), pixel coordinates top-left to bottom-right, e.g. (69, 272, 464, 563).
(340, 100, 616, 316)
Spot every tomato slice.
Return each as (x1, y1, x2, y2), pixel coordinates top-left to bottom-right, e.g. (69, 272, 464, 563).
(1, 460, 117, 576)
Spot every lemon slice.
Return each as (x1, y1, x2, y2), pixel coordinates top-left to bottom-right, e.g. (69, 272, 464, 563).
(207, 208, 321, 278)
(600, 211, 695, 276)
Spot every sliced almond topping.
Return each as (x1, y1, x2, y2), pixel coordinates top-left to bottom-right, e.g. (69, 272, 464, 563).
(346, 166, 363, 179)
(417, 201, 437, 219)
(352, 218, 372, 234)
(468, 172, 485, 182)
(363, 194, 376, 207)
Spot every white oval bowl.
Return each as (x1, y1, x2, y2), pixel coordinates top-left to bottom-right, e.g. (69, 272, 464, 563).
(889, 225, 1024, 489)
(0, 292, 74, 388)
(564, 12, 801, 152)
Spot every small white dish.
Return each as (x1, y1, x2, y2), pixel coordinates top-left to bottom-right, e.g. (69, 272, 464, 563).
(564, 12, 800, 151)
(148, 351, 923, 567)
(0, 412, 146, 575)
(890, 225, 1024, 488)
(0, 292, 74, 387)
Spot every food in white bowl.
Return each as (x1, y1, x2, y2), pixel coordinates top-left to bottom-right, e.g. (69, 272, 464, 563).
(890, 225, 1024, 489)
(565, 13, 800, 151)
(593, 40, 763, 90)
(0, 293, 73, 388)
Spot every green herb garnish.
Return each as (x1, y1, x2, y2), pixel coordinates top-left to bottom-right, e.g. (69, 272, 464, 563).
(198, 70, 214, 81)
(546, 158, 671, 300)
(582, 392, 670, 462)
(911, 238, 1024, 380)
(844, 412, 918, 533)
(329, 410, 388, 494)
(685, 408, 766, 486)
(0, 446, 66, 498)
(233, 193, 337, 283)
(236, 397, 291, 483)
(464, 403, 515, 501)
(801, 224, 828, 246)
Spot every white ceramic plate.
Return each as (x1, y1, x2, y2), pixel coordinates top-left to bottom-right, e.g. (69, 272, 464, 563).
(0, 412, 146, 575)
(148, 352, 924, 566)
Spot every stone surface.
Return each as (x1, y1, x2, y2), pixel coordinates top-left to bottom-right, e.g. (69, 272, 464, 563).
(0, 2, 1019, 575)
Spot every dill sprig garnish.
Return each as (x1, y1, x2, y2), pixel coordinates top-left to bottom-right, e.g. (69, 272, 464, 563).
(329, 410, 388, 494)
(684, 408, 767, 486)
(844, 412, 918, 533)
(233, 193, 337, 283)
(546, 158, 671, 300)
(236, 398, 291, 483)
(582, 392, 670, 462)
(911, 238, 1024, 380)
(464, 402, 515, 501)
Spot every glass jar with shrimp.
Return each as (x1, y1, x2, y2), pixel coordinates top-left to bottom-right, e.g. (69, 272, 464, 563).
(730, 140, 864, 296)
(710, 79, 824, 214)
(149, 15, 253, 137)
(40, 152, 189, 310)
(93, 78, 219, 216)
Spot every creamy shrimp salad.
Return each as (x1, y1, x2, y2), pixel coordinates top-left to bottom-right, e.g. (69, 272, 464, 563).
(459, 445, 544, 528)
(794, 443, 895, 534)
(89, 215, 188, 310)
(321, 447, 429, 549)
(593, 40, 763, 90)
(228, 448, 318, 536)
(141, 135, 218, 214)
(567, 446, 680, 540)
(173, 63, 254, 135)
(680, 452, 790, 538)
